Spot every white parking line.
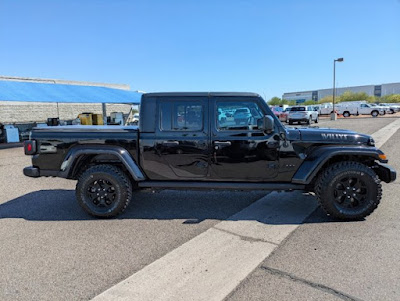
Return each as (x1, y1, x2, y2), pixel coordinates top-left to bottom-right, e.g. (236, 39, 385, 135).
(371, 118, 400, 148)
(92, 118, 400, 301)
(92, 192, 317, 301)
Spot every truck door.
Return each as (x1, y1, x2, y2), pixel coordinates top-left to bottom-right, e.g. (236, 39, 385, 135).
(148, 97, 209, 180)
(209, 96, 279, 181)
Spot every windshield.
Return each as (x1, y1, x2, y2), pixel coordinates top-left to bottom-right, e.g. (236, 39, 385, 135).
(290, 107, 306, 111)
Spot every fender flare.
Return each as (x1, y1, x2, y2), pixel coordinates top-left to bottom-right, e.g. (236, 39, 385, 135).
(59, 145, 145, 181)
(292, 146, 385, 185)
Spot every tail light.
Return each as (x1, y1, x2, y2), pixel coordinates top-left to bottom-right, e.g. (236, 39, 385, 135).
(24, 140, 37, 155)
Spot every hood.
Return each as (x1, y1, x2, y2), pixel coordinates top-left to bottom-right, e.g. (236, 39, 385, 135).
(286, 127, 374, 146)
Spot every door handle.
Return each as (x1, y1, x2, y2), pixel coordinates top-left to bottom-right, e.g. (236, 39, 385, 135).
(162, 140, 179, 146)
(214, 141, 232, 147)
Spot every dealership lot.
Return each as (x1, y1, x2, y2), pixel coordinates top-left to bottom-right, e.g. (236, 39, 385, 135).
(1, 116, 400, 301)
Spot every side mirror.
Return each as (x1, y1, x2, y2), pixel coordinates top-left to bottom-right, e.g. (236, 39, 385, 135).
(258, 115, 274, 133)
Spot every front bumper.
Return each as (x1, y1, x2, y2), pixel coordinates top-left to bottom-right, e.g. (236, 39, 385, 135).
(374, 163, 397, 183)
(23, 166, 40, 177)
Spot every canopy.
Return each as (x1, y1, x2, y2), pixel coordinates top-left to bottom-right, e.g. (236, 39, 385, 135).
(0, 80, 142, 104)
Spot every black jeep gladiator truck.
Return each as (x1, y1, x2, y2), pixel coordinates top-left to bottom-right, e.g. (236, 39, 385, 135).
(23, 92, 396, 220)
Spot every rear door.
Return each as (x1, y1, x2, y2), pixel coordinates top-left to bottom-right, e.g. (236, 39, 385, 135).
(209, 96, 280, 181)
(150, 97, 210, 180)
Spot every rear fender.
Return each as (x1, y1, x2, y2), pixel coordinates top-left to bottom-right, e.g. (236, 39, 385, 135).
(60, 145, 145, 181)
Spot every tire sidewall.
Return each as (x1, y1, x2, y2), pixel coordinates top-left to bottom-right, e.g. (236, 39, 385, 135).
(325, 169, 378, 218)
(76, 166, 131, 218)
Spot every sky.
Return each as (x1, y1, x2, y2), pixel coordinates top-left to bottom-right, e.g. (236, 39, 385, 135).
(0, 0, 399, 100)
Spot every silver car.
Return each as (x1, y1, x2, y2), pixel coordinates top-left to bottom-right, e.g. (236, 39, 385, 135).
(288, 106, 319, 125)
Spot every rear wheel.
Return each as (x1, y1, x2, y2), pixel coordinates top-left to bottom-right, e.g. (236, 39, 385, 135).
(76, 164, 132, 218)
(371, 110, 379, 117)
(306, 116, 311, 125)
(343, 111, 350, 118)
(289, 120, 293, 125)
(315, 161, 381, 220)
(314, 115, 319, 123)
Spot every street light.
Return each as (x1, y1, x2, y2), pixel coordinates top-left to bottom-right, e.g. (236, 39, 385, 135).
(331, 57, 344, 120)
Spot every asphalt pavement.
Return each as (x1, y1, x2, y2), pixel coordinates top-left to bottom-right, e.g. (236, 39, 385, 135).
(1, 116, 399, 301)
(228, 119, 400, 301)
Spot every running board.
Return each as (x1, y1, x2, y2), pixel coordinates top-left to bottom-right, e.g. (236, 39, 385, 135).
(137, 181, 305, 191)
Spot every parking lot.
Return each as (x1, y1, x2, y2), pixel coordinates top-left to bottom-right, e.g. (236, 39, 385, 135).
(1, 116, 400, 301)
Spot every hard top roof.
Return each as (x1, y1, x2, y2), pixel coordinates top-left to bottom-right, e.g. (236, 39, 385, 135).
(143, 92, 260, 98)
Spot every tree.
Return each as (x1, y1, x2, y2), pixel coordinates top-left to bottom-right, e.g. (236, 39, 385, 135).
(318, 95, 334, 104)
(339, 91, 374, 102)
(268, 97, 282, 106)
(378, 94, 400, 103)
(303, 100, 317, 105)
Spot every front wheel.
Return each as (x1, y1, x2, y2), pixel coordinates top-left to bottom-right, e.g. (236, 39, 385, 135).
(314, 115, 319, 123)
(76, 164, 132, 218)
(371, 110, 379, 117)
(315, 161, 382, 220)
(343, 111, 350, 118)
(306, 116, 311, 125)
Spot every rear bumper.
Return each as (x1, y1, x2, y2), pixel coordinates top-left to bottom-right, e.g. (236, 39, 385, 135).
(289, 117, 308, 122)
(23, 166, 40, 177)
(23, 166, 59, 178)
(374, 163, 397, 183)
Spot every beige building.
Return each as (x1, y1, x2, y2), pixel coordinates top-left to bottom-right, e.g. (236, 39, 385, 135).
(282, 82, 400, 103)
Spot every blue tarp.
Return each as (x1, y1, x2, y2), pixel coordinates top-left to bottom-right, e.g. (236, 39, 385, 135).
(0, 80, 142, 104)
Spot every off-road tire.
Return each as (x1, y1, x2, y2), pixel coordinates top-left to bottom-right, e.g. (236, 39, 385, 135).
(76, 164, 132, 218)
(315, 161, 382, 220)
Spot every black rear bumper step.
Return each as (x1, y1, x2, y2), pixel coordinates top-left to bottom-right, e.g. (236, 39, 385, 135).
(138, 181, 305, 191)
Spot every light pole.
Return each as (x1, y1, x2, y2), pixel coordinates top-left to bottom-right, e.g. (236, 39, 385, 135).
(331, 57, 344, 120)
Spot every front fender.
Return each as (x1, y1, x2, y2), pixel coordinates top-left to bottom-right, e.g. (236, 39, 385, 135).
(292, 146, 386, 184)
(59, 145, 146, 181)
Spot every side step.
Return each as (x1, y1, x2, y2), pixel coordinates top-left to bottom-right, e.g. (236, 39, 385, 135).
(137, 181, 305, 191)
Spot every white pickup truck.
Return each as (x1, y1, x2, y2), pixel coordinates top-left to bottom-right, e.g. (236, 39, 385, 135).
(337, 101, 385, 117)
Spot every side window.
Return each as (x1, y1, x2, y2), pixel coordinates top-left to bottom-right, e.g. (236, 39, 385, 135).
(160, 101, 203, 131)
(216, 101, 263, 131)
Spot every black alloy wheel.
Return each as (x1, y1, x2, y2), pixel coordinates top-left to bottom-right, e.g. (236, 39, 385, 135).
(76, 164, 132, 218)
(315, 161, 382, 220)
(333, 176, 368, 210)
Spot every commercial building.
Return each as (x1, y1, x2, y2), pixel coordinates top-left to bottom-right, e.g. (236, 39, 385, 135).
(0, 75, 132, 123)
(282, 82, 400, 103)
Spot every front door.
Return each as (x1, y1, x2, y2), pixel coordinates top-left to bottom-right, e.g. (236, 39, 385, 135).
(209, 97, 280, 181)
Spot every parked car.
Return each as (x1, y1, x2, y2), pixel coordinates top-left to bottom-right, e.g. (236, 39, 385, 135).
(317, 103, 335, 115)
(380, 103, 400, 113)
(233, 108, 252, 125)
(288, 106, 319, 125)
(279, 107, 291, 123)
(271, 106, 284, 118)
(132, 113, 140, 125)
(369, 103, 389, 115)
(23, 91, 396, 221)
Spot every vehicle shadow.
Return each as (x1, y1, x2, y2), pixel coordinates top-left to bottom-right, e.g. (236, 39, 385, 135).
(0, 189, 347, 224)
